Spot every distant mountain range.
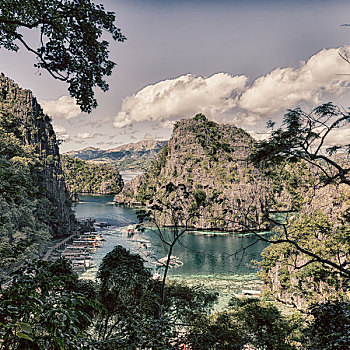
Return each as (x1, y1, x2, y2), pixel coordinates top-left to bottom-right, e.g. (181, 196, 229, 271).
(64, 140, 168, 171)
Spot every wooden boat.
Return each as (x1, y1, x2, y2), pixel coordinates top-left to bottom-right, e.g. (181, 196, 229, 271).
(156, 255, 184, 268)
(95, 222, 110, 228)
(241, 289, 261, 296)
(61, 251, 91, 260)
(71, 260, 96, 268)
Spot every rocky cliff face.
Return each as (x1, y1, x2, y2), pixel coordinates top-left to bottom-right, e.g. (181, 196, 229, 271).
(0, 74, 76, 237)
(115, 114, 269, 232)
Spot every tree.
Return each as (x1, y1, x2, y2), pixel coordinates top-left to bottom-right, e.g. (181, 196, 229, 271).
(251, 103, 350, 186)
(304, 301, 350, 349)
(137, 181, 208, 319)
(227, 297, 304, 350)
(187, 297, 304, 350)
(247, 104, 350, 275)
(247, 103, 350, 309)
(94, 245, 217, 349)
(0, 117, 52, 281)
(186, 311, 246, 350)
(94, 245, 163, 349)
(0, 0, 126, 112)
(0, 258, 97, 350)
(61, 155, 123, 195)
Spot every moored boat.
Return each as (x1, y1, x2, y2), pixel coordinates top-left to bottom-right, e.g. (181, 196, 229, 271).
(156, 255, 184, 268)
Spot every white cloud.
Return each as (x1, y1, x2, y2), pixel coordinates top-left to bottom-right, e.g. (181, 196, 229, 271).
(58, 134, 71, 141)
(247, 130, 271, 141)
(325, 126, 350, 147)
(143, 133, 164, 140)
(53, 125, 67, 134)
(75, 132, 104, 140)
(113, 47, 350, 130)
(41, 96, 82, 119)
(113, 73, 248, 128)
(156, 120, 177, 129)
(239, 47, 350, 116)
(119, 127, 139, 135)
(76, 132, 93, 139)
(53, 125, 70, 141)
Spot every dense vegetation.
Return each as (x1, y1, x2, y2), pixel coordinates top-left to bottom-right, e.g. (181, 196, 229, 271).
(3, 246, 348, 349)
(61, 155, 123, 195)
(115, 114, 267, 232)
(117, 108, 350, 348)
(0, 259, 96, 349)
(2, 99, 350, 347)
(0, 247, 302, 350)
(0, 0, 125, 112)
(1, 14, 349, 343)
(0, 115, 51, 281)
(0, 78, 76, 281)
(248, 104, 350, 311)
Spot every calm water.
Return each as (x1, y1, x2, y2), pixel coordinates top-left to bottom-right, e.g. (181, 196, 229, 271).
(73, 194, 269, 286)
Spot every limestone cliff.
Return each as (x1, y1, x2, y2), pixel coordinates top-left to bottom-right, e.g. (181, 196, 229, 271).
(115, 114, 269, 232)
(0, 74, 76, 238)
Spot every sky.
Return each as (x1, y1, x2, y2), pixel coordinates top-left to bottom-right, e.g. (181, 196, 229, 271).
(1, 0, 350, 152)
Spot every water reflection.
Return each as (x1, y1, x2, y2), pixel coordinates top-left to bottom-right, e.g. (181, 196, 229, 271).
(74, 195, 269, 279)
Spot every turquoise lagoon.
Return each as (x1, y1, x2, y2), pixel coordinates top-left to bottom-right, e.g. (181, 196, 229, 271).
(73, 194, 269, 304)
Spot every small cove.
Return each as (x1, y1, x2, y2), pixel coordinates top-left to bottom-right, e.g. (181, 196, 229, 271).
(74, 193, 269, 304)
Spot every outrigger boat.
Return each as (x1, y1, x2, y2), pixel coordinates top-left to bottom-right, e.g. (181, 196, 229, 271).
(156, 255, 184, 268)
(58, 222, 109, 274)
(122, 224, 136, 237)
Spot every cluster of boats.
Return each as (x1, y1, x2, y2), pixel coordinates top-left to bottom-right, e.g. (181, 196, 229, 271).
(60, 232, 105, 272)
(55, 222, 185, 274)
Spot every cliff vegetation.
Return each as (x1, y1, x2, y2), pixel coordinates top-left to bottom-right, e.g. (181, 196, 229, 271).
(251, 104, 350, 310)
(115, 114, 270, 232)
(0, 74, 76, 280)
(61, 155, 123, 195)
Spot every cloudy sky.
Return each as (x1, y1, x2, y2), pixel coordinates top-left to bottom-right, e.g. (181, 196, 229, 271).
(1, 0, 350, 152)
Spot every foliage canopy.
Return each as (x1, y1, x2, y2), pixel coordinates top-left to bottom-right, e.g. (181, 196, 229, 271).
(0, 259, 97, 350)
(251, 103, 350, 186)
(61, 155, 124, 195)
(0, 0, 126, 112)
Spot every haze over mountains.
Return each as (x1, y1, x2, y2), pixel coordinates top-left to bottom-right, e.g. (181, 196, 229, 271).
(64, 140, 168, 171)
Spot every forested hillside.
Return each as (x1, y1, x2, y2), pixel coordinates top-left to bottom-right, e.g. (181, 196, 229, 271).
(250, 105, 350, 311)
(116, 111, 350, 312)
(0, 74, 76, 280)
(61, 155, 123, 195)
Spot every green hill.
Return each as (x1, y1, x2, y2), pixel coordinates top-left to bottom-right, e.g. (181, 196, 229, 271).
(61, 155, 123, 196)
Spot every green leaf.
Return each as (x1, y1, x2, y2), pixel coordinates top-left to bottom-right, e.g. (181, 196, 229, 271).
(17, 322, 32, 334)
(16, 332, 33, 341)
